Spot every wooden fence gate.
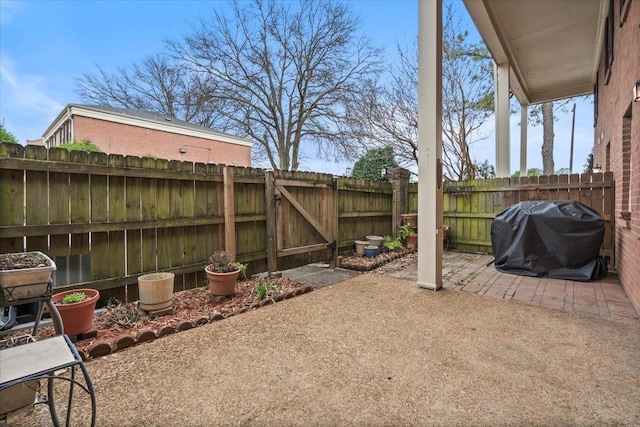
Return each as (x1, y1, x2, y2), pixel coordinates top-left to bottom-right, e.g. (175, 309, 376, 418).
(265, 171, 337, 272)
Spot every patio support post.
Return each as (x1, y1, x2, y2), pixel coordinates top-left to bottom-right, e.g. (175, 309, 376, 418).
(417, 0, 443, 290)
(495, 62, 511, 177)
(520, 104, 528, 176)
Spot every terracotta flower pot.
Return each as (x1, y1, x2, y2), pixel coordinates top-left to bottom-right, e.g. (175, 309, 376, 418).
(138, 272, 174, 311)
(405, 234, 418, 249)
(52, 288, 99, 336)
(205, 268, 240, 296)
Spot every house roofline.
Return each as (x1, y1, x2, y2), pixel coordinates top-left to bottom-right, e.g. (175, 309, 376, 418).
(42, 104, 254, 148)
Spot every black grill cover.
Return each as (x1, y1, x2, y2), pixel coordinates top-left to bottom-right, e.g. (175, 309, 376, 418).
(491, 201, 607, 281)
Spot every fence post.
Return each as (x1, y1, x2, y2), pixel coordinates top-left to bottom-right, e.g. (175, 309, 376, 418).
(388, 167, 411, 237)
(264, 170, 278, 274)
(223, 166, 236, 261)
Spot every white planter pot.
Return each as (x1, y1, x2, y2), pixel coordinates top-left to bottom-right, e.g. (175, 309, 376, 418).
(137, 272, 175, 311)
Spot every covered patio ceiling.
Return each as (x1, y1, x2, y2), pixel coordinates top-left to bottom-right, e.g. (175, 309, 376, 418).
(463, 0, 608, 105)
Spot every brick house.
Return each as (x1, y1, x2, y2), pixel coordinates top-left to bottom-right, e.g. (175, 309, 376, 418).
(592, 0, 639, 312)
(42, 104, 253, 166)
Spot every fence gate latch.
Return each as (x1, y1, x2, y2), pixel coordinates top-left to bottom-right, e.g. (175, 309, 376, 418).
(326, 241, 337, 250)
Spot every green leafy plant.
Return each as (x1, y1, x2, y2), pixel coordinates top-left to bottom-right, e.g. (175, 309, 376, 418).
(206, 251, 247, 277)
(57, 139, 102, 153)
(60, 292, 88, 304)
(383, 235, 404, 251)
(0, 124, 18, 144)
(234, 262, 248, 280)
(398, 224, 416, 240)
(254, 278, 273, 300)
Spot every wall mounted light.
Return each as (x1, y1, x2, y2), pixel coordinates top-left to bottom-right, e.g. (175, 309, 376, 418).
(179, 144, 212, 163)
(593, 164, 602, 173)
(634, 80, 640, 102)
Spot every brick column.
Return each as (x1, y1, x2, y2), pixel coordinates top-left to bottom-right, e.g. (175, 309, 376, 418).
(388, 167, 411, 237)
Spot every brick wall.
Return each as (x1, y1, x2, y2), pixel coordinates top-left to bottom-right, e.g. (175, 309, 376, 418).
(594, 0, 640, 313)
(73, 116, 252, 167)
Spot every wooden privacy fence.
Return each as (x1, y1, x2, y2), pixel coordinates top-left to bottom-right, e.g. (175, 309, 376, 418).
(0, 144, 392, 302)
(408, 172, 615, 261)
(0, 143, 615, 301)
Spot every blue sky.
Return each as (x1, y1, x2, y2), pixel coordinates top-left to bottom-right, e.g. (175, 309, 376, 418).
(0, 0, 594, 175)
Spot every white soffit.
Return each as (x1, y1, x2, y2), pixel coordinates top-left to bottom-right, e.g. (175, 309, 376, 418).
(463, 0, 607, 105)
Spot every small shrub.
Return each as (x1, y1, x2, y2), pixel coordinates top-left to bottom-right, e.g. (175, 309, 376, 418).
(254, 278, 273, 300)
(383, 235, 403, 251)
(60, 292, 87, 304)
(234, 262, 248, 280)
(206, 251, 247, 277)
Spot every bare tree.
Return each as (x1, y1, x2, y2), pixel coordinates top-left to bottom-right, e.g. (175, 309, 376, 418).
(440, 9, 494, 181)
(77, 55, 227, 129)
(77, 1, 380, 171)
(345, 44, 419, 168)
(348, 4, 493, 181)
(168, 0, 381, 170)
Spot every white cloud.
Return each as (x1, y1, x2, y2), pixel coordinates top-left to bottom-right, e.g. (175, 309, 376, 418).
(0, 55, 64, 142)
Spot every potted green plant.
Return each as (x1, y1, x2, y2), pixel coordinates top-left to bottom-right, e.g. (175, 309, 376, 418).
(399, 224, 418, 249)
(52, 288, 100, 336)
(205, 251, 247, 296)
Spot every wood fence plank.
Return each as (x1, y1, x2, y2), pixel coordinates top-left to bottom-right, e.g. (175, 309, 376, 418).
(547, 174, 558, 200)
(140, 158, 157, 274)
(25, 146, 48, 253)
(69, 152, 90, 277)
(223, 167, 236, 258)
(47, 149, 71, 286)
(156, 159, 172, 270)
(537, 175, 549, 201)
(0, 150, 23, 252)
(557, 174, 569, 200)
(568, 173, 580, 203)
(579, 173, 593, 209)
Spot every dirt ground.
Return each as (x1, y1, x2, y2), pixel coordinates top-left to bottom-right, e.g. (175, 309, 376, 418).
(7, 273, 640, 426)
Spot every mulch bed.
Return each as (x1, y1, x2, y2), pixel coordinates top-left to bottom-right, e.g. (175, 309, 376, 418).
(3, 277, 311, 360)
(2, 251, 416, 360)
(338, 249, 415, 271)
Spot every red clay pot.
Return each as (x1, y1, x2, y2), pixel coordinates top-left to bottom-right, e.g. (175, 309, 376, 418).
(205, 268, 239, 296)
(52, 288, 100, 335)
(405, 234, 418, 249)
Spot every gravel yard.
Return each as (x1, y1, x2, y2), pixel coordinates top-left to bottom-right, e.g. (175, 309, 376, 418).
(7, 273, 640, 426)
